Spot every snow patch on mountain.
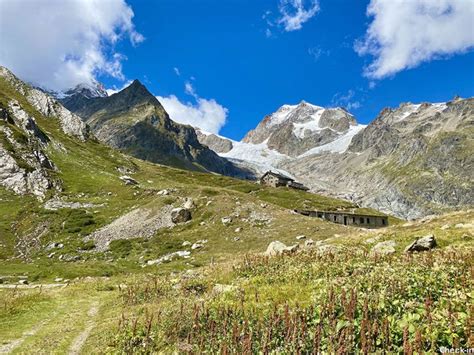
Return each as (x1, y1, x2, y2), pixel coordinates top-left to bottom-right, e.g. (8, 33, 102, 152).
(291, 110, 326, 138)
(299, 124, 366, 157)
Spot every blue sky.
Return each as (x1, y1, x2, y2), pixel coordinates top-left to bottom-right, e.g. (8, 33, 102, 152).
(1, 0, 474, 139)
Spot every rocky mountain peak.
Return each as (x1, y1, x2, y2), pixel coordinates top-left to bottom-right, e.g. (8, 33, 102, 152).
(63, 80, 108, 99)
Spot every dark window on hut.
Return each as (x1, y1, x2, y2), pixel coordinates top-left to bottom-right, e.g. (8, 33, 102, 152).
(360, 217, 364, 224)
(333, 215, 337, 222)
(367, 218, 370, 224)
(382, 219, 386, 225)
(352, 217, 356, 223)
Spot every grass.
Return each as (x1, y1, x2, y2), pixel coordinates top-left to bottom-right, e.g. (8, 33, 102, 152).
(89, 213, 473, 353)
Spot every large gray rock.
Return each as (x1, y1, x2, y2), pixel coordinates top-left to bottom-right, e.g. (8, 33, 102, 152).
(371, 240, 396, 255)
(404, 234, 437, 252)
(171, 208, 192, 224)
(264, 241, 299, 256)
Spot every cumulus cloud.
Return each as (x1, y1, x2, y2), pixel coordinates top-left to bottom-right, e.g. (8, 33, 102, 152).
(0, 0, 143, 91)
(356, 0, 474, 79)
(157, 82, 228, 134)
(277, 0, 320, 32)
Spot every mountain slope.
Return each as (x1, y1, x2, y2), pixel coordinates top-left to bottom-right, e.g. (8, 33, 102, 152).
(61, 80, 248, 176)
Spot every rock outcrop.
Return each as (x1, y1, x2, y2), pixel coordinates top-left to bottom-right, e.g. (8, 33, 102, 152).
(404, 234, 437, 252)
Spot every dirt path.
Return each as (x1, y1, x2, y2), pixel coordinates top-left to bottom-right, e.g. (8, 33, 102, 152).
(0, 319, 49, 354)
(67, 301, 100, 355)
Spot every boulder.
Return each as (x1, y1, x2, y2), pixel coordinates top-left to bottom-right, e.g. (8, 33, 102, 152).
(304, 239, 315, 248)
(183, 198, 195, 209)
(191, 243, 203, 250)
(371, 240, 396, 255)
(120, 175, 138, 185)
(264, 241, 299, 256)
(171, 208, 192, 224)
(404, 234, 437, 253)
(147, 250, 191, 266)
(234, 227, 242, 233)
(296, 235, 306, 240)
(221, 217, 232, 225)
(19, 279, 28, 285)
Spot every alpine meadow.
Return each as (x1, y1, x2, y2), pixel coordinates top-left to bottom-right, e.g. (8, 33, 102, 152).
(0, 0, 473, 354)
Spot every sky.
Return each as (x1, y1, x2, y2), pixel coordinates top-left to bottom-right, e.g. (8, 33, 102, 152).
(1, 0, 474, 139)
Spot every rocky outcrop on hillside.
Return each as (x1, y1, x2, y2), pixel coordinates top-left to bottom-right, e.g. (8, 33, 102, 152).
(0, 101, 60, 199)
(62, 80, 250, 177)
(0, 66, 90, 142)
(0, 66, 96, 199)
(195, 129, 233, 153)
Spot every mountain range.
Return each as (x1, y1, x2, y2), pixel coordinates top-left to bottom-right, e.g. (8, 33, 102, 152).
(1, 65, 472, 220)
(197, 99, 473, 220)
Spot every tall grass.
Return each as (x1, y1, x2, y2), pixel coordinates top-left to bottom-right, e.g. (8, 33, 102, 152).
(111, 247, 473, 353)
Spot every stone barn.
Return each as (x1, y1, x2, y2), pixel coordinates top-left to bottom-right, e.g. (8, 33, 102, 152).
(295, 209, 388, 228)
(260, 171, 309, 191)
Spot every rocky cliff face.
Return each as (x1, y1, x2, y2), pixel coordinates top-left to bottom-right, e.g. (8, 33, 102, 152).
(61, 80, 249, 177)
(0, 67, 90, 199)
(195, 129, 233, 153)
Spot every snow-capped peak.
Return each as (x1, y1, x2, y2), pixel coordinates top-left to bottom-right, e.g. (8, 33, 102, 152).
(63, 80, 108, 99)
(265, 100, 324, 127)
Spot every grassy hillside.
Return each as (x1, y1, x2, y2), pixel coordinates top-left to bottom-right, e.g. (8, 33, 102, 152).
(0, 211, 472, 353)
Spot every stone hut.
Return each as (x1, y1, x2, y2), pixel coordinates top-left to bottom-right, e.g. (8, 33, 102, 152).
(260, 171, 309, 191)
(295, 209, 388, 228)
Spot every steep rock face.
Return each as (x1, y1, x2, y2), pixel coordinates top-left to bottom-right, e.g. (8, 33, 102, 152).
(242, 101, 361, 157)
(0, 102, 60, 199)
(0, 66, 97, 199)
(0, 66, 90, 142)
(195, 129, 233, 153)
(62, 80, 249, 177)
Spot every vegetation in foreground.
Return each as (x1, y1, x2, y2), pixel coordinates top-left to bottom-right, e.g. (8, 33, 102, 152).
(112, 247, 472, 354)
(1, 211, 472, 353)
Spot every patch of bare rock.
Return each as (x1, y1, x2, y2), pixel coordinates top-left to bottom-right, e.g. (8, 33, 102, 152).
(86, 205, 175, 251)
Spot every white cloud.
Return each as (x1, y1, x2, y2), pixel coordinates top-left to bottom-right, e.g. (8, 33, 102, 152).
(173, 67, 181, 76)
(0, 0, 143, 91)
(356, 0, 474, 79)
(157, 82, 228, 134)
(277, 0, 320, 32)
(308, 46, 329, 61)
(157, 95, 228, 134)
(106, 80, 133, 96)
(332, 90, 362, 111)
(184, 81, 197, 98)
